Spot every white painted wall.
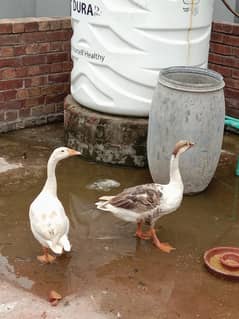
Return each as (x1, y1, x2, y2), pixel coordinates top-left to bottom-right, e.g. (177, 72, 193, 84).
(0, 0, 70, 19)
(0, 0, 237, 22)
(36, 0, 70, 17)
(213, 0, 237, 23)
(0, 0, 35, 18)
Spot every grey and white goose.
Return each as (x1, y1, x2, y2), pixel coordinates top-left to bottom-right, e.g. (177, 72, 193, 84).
(96, 140, 194, 253)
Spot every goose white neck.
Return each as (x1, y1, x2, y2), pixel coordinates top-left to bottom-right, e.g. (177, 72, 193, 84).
(169, 154, 183, 186)
(42, 156, 59, 195)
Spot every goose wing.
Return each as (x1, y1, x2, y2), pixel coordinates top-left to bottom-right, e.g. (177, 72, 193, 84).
(29, 195, 69, 247)
(106, 183, 162, 213)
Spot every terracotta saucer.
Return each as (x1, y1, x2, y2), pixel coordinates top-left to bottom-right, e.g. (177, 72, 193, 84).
(220, 252, 239, 269)
(204, 247, 239, 279)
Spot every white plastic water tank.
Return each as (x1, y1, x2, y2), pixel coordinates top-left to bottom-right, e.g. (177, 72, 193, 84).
(71, 0, 215, 117)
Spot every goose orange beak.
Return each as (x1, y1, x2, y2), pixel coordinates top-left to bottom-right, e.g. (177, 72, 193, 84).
(68, 148, 81, 156)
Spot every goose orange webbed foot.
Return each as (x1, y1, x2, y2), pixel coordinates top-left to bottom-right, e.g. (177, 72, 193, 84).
(37, 248, 56, 264)
(135, 230, 152, 240)
(37, 254, 56, 264)
(135, 222, 152, 240)
(154, 241, 175, 253)
(151, 228, 175, 253)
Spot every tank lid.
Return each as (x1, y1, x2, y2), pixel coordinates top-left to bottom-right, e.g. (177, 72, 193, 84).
(158, 66, 225, 92)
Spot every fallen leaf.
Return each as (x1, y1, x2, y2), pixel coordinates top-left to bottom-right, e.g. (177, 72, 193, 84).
(50, 299, 59, 307)
(48, 290, 62, 307)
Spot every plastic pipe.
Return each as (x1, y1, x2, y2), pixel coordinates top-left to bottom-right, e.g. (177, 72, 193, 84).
(225, 116, 239, 176)
(225, 116, 239, 130)
(236, 156, 239, 177)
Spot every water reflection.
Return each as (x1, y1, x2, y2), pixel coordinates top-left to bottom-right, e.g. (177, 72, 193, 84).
(0, 255, 33, 290)
(0, 125, 239, 318)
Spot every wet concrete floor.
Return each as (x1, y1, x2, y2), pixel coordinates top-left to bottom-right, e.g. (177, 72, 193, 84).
(0, 123, 239, 318)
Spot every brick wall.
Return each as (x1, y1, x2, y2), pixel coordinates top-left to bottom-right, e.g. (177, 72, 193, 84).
(209, 22, 239, 118)
(0, 17, 72, 133)
(0, 17, 239, 134)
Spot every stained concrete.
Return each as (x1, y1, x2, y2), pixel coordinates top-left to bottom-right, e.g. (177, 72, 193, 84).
(64, 95, 148, 167)
(0, 123, 239, 318)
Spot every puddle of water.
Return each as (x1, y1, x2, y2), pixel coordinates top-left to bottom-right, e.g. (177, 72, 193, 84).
(0, 125, 239, 318)
(86, 179, 121, 191)
(0, 158, 22, 173)
(0, 301, 18, 314)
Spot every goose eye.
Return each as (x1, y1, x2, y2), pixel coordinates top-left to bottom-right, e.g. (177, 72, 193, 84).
(61, 150, 65, 153)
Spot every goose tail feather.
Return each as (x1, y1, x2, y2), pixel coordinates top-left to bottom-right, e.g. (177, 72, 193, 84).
(60, 235, 71, 252)
(95, 201, 111, 212)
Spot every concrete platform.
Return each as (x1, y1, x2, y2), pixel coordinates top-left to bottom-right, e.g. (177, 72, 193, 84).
(64, 95, 148, 167)
(1, 124, 239, 318)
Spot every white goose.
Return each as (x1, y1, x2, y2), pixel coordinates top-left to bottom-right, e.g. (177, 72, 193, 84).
(29, 147, 80, 263)
(96, 140, 194, 253)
